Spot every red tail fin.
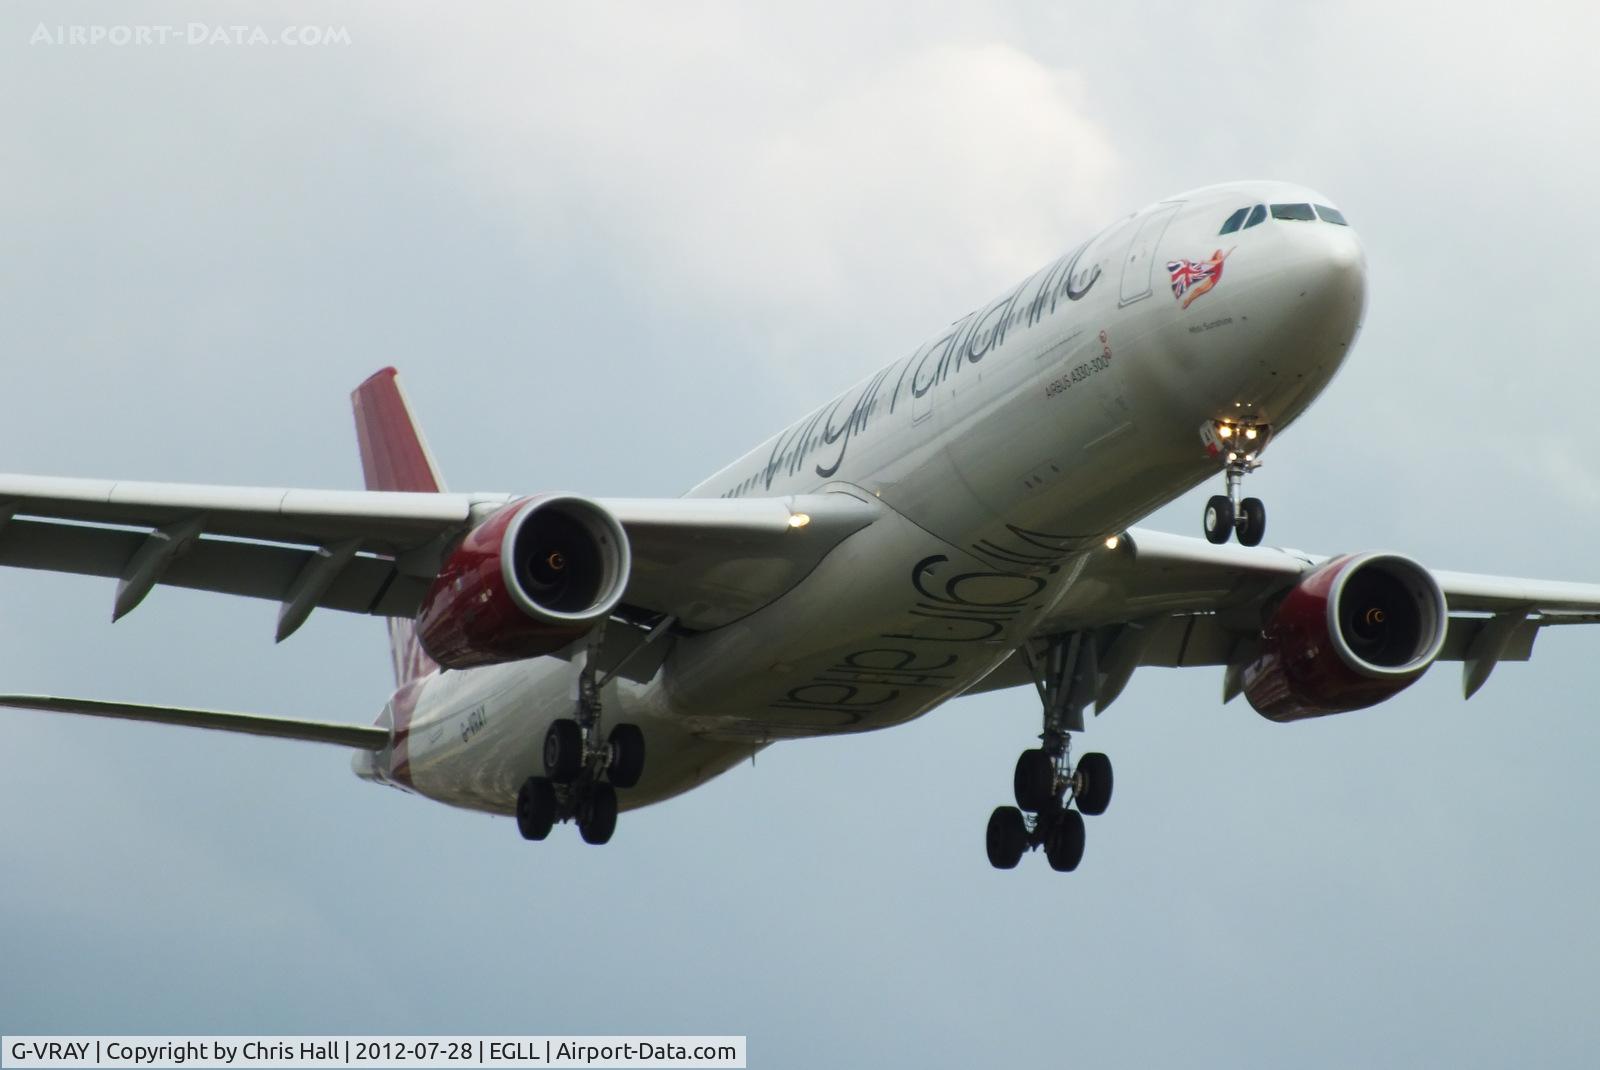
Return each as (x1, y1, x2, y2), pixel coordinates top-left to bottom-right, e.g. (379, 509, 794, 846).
(352, 368, 443, 685)
(352, 367, 447, 493)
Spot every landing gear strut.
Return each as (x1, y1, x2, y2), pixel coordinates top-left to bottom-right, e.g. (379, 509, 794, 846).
(1201, 419, 1270, 547)
(517, 638, 648, 846)
(987, 632, 1114, 873)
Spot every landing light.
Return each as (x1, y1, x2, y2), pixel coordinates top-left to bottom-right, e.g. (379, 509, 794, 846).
(1218, 425, 1233, 439)
(788, 513, 811, 529)
(1104, 536, 1120, 550)
(1226, 451, 1237, 463)
(1245, 428, 1258, 440)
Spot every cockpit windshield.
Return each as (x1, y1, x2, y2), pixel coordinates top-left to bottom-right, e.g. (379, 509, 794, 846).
(1218, 201, 1349, 233)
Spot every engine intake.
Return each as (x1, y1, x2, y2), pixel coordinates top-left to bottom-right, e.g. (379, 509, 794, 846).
(1242, 552, 1448, 722)
(415, 495, 631, 669)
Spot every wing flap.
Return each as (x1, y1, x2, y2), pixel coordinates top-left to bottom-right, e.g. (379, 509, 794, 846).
(1430, 570, 1600, 614)
(0, 517, 429, 617)
(1039, 528, 1313, 631)
(1050, 529, 1600, 631)
(966, 611, 1549, 702)
(603, 492, 881, 628)
(0, 694, 387, 749)
(0, 472, 881, 637)
(984, 529, 1600, 706)
(0, 473, 499, 551)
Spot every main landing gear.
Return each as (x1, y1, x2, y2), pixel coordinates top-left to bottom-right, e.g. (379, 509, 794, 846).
(515, 651, 647, 846)
(988, 633, 1114, 873)
(1201, 418, 1270, 547)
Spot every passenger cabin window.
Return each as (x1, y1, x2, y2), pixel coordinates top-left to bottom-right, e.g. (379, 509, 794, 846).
(1271, 202, 1316, 221)
(1315, 204, 1348, 225)
(1219, 207, 1249, 234)
(1243, 204, 1267, 229)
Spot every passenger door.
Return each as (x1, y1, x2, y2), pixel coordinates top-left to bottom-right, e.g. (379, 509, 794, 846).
(1118, 202, 1183, 306)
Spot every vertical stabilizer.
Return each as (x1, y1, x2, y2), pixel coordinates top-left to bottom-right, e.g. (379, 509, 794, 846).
(351, 367, 444, 685)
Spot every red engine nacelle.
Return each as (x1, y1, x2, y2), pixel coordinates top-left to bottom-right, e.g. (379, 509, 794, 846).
(414, 494, 632, 670)
(1241, 552, 1448, 722)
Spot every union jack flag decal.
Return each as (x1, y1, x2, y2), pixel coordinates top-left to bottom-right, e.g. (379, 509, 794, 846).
(1166, 247, 1232, 309)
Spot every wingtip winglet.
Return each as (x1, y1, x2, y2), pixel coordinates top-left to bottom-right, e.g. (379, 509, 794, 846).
(350, 367, 446, 494)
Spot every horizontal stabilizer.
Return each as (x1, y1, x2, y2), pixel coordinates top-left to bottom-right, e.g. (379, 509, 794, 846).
(0, 694, 387, 750)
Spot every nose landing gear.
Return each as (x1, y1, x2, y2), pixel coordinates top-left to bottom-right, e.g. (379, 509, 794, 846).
(988, 632, 1114, 873)
(1201, 419, 1270, 546)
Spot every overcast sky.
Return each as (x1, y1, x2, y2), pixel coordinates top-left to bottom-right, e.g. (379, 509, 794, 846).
(3, 3, 1599, 1067)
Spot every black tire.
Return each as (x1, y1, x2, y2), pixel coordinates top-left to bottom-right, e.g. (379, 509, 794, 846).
(543, 719, 583, 783)
(986, 806, 1028, 870)
(515, 776, 557, 841)
(1013, 749, 1055, 812)
(1045, 809, 1086, 872)
(607, 723, 646, 789)
(577, 783, 618, 845)
(1237, 497, 1267, 547)
(1203, 495, 1235, 544)
(1074, 751, 1114, 816)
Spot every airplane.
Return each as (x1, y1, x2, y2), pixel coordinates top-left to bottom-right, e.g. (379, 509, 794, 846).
(4, 179, 1599, 873)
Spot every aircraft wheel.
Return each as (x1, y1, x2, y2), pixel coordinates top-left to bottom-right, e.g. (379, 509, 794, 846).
(607, 723, 646, 789)
(1045, 809, 1086, 872)
(1074, 752, 1114, 816)
(1013, 749, 1055, 812)
(986, 806, 1027, 870)
(515, 776, 557, 841)
(1237, 497, 1267, 547)
(1203, 495, 1235, 544)
(577, 783, 618, 845)
(544, 719, 583, 783)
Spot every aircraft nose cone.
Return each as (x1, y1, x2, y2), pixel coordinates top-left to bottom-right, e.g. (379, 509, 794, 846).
(1320, 228, 1367, 309)
(1282, 224, 1368, 346)
(1202, 218, 1369, 422)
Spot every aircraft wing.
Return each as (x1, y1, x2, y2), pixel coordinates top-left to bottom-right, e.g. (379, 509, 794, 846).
(973, 527, 1600, 705)
(0, 473, 880, 639)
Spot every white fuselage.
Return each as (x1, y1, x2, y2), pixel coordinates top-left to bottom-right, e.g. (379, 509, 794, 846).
(355, 180, 1368, 816)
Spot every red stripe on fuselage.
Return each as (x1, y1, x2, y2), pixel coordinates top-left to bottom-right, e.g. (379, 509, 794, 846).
(386, 679, 425, 788)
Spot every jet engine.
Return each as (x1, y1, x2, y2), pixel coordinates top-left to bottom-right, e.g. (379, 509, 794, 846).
(1241, 552, 1448, 722)
(414, 495, 631, 669)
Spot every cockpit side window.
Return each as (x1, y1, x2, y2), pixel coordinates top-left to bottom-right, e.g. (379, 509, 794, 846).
(1219, 207, 1249, 235)
(1243, 204, 1267, 229)
(1270, 203, 1316, 221)
(1315, 204, 1348, 225)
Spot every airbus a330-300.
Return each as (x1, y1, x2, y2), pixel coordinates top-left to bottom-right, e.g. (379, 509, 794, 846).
(6, 181, 1596, 872)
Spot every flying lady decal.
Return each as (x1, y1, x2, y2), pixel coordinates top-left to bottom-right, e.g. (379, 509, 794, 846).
(1167, 248, 1232, 309)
